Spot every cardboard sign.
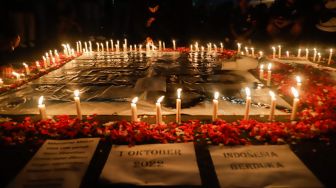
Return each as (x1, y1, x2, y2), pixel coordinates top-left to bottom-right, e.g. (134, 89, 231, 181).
(209, 145, 323, 188)
(100, 143, 201, 186)
(7, 138, 100, 188)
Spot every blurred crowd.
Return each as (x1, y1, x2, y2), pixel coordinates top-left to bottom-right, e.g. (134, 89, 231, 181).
(0, 0, 335, 53)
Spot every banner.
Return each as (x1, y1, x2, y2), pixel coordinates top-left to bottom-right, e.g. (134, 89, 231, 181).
(100, 143, 201, 186)
(7, 138, 100, 188)
(209, 145, 323, 188)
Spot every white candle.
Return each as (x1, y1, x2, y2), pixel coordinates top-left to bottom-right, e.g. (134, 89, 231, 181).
(290, 87, 299, 121)
(89, 41, 92, 52)
(163, 42, 166, 50)
(278, 45, 281, 58)
(313, 48, 317, 62)
(251, 47, 255, 57)
(124, 38, 127, 48)
(156, 96, 164, 124)
(245, 47, 249, 55)
(296, 75, 302, 93)
(305, 48, 309, 59)
(259, 51, 263, 58)
(286, 51, 289, 58)
(259, 64, 264, 80)
(96, 43, 100, 52)
(220, 43, 224, 52)
(139, 44, 142, 51)
(267, 63, 272, 86)
(23, 63, 30, 75)
(101, 43, 104, 52)
(176, 88, 182, 123)
(172, 40, 176, 50)
(36, 61, 41, 71)
(131, 97, 138, 122)
(110, 40, 114, 51)
(317, 52, 321, 62)
(244, 87, 251, 120)
(297, 48, 301, 58)
(269, 91, 276, 121)
(12, 71, 20, 81)
(79, 41, 82, 52)
(74, 90, 82, 120)
(85, 42, 88, 52)
(0, 78, 3, 87)
(212, 91, 219, 121)
(195, 42, 199, 51)
(159, 41, 162, 51)
(38, 96, 47, 120)
(237, 43, 241, 53)
(328, 49, 333, 65)
(272, 46, 276, 59)
(106, 41, 109, 51)
(76, 42, 79, 53)
(54, 50, 60, 62)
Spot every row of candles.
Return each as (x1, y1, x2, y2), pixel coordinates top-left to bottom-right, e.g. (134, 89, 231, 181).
(37, 81, 300, 123)
(237, 43, 334, 65)
(0, 44, 76, 87)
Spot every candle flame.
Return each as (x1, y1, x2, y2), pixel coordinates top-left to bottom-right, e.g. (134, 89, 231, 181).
(291, 87, 299, 98)
(42, 56, 46, 61)
(132, 97, 138, 104)
(272, 46, 275, 50)
(36, 61, 40, 66)
(12, 72, 19, 77)
(269, 91, 276, 100)
(214, 91, 219, 100)
(296, 76, 301, 83)
(38, 96, 44, 105)
(23, 63, 28, 67)
(177, 88, 182, 99)
(330, 49, 333, 53)
(267, 63, 272, 70)
(74, 90, 80, 97)
(237, 43, 241, 46)
(260, 64, 264, 70)
(318, 52, 321, 56)
(157, 96, 165, 103)
(245, 87, 251, 97)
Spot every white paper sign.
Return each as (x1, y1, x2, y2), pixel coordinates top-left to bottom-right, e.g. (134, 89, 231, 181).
(100, 143, 201, 186)
(7, 138, 100, 188)
(209, 145, 323, 188)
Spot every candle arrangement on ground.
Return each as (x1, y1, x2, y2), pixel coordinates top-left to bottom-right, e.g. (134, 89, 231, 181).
(0, 40, 335, 147)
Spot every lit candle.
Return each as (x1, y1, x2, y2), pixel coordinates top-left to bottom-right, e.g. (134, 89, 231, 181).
(38, 96, 47, 120)
(267, 63, 272, 86)
(156, 96, 164, 124)
(124, 38, 127, 48)
(172, 40, 176, 50)
(259, 64, 264, 80)
(110, 40, 114, 51)
(278, 45, 281, 58)
(89, 41, 92, 52)
(317, 52, 321, 62)
(163, 42, 166, 50)
(85, 42, 88, 52)
(0, 78, 3, 87)
(290, 87, 299, 121)
(54, 50, 60, 62)
(176, 88, 182, 123)
(36, 61, 41, 71)
(23, 63, 30, 75)
(305, 48, 309, 59)
(131, 97, 138, 122)
(244, 87, 251, 120)
(195, 42, 199, 51)
(79, 41, 82, 52)
(259, 51, 263, 58)
(214, 44, 217, 52)
(269, 91, 276, 121)
(220, 43, 224, 52)
(159, 41, 162, 50)
(296, 76, 302, 93)
(96, 43, 100, 52)
(212, 91, 219, 121)
(74, 90, 82, 120)
(12, 71, 20, 81)
(245, 47, 249, 55)
(328, 49, 333, 65)
(237, 43, 241, 53)
(106, 41, 109, 51)
(313, 48, 317, 62)
(101, 43, 104, 52)
(76, 42, 79, 53)
(286, 51, 289, 58)
(251, 47, 255, 57)
(139, 44, 142, 51)
(272, 46, 276, 59)
(190, 44, 193, 52)
(297, 48, 301, 58)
